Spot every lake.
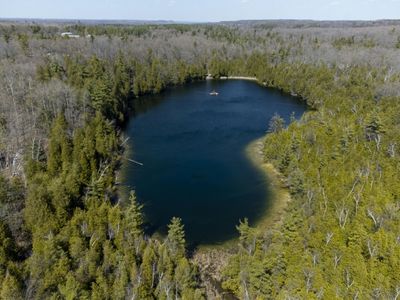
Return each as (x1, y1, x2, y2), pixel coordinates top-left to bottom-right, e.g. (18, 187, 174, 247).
(121, 79, 306, 245)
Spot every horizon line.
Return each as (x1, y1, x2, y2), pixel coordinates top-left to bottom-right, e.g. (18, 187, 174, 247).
(1, 17, 400, 24)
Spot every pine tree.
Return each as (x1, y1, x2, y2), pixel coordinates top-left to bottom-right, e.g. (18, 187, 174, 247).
(166, 217, 186, 258)
(139, 243, 157, 299)
(0, 273, 23, 300)
(236, 218, 256, 255)
(125, 191, 144, 238)
(47, 114, 71, 176)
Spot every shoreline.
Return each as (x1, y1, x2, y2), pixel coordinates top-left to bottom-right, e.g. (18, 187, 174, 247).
(192, 136, 292, 299)
(206, 75, 259, 82)
(226, 76, 258, 81)
(196, 136, 291, 251)
(244, 137, 291, 231)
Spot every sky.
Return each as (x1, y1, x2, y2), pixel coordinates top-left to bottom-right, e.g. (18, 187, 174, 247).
(1, 0, 400, 22)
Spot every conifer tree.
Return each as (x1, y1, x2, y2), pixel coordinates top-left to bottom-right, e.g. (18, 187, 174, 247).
(0, 273, 23, 300)
(166, 217, 186, 258)
(47, 114, 71, 176)
(125, 191, 144, 238)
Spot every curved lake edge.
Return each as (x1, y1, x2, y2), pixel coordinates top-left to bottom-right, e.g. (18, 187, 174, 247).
(118, 78, 306, 243)
(191, 135, 293, 299)
(193, 135, 292, 251)
(118, 77, 306, 298)
(245, 137, 292, 230)
(189, 78, 304, 298)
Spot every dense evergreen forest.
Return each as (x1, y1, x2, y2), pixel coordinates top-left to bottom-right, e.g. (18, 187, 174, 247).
(0, 20, 399, 299)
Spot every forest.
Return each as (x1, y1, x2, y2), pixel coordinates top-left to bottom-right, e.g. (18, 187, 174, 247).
(0, 19, 399, 299)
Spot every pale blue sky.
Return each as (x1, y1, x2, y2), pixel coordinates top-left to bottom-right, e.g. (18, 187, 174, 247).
(1, 0, 400, 22)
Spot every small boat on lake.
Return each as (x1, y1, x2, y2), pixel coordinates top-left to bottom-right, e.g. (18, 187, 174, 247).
(209, 90, 219, 96)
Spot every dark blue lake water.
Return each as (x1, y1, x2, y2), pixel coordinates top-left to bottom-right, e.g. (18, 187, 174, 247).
(121, 80, 306, 245)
